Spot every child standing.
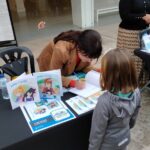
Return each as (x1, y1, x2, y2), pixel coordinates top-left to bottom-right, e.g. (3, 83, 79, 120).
(88, 48, 141, 150)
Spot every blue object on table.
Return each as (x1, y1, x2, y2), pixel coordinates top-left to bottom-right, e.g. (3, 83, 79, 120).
(73, 72, 86, 79)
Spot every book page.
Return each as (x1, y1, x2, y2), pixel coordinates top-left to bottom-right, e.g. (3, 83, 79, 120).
(33, 69, 63, 99)
(85, 70, 100, 87)
(69, 70, 101, 98)
(66, 91, 104, 115)
(7, 75, 41, 110)
(66, 96, 92, 115)
(69, 83, 100, 98)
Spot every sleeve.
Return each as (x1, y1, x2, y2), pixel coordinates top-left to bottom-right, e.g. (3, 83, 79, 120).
(50, 46, 68, 70)
(88, 97, 109, 150)
(49, 46, 71, 87)
(37, 42, 53, 71)
(119, 0, 145, 21)
(129, 89, 141, 129)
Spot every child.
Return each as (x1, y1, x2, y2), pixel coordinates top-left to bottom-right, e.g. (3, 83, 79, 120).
(42, 78, 55, 95)
(88, 48, 141, 150)
(13, 85, 25, 102)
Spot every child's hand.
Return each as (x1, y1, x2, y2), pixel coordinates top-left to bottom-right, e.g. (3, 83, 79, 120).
(75, 79, 86, 90)
(37, 21, 46, 30)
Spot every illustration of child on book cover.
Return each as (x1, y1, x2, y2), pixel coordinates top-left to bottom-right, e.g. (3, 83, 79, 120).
(33, 70, 63, 99)
(7, 76, 40, 109)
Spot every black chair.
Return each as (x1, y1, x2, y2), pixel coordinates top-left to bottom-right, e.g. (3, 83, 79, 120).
(0, 46, 35, 78)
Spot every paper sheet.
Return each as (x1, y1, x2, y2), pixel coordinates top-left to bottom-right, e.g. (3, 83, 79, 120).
(69, 70, 101, 98)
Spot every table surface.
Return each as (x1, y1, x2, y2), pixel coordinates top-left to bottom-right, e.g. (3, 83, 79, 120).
(0, 92, 93, 150)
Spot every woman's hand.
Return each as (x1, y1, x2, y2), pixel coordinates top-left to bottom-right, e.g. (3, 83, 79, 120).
(142, 14, 150, 24)
(75, 79, 86, 90)
(37, 21, 46, 29)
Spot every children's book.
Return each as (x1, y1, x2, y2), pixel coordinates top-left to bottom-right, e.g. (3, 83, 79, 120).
(7, 74, 40, 109)
(66, 91, 103, 115)
(69, 70, 101, 98)
(20, 98, 75, 133)
(33, 69, 63, 99)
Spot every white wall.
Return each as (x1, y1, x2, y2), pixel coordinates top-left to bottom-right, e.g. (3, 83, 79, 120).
(71, 0, 94, 28)
(81, 0, 94, 28)
(15, 0, 25, 13)
(94, 0, 119, 10)
(71, 0, 82, 27)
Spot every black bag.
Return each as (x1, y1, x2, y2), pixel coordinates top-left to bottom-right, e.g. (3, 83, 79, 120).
(0, 57, 28, 77)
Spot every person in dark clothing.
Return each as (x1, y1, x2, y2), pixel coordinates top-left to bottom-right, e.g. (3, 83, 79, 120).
(117, 0, 150, 85)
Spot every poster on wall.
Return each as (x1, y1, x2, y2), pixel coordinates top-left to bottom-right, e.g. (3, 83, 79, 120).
(0, 0, 16, 45)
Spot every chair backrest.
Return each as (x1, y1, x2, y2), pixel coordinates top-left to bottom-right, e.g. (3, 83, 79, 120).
(0, 46, 35, 77)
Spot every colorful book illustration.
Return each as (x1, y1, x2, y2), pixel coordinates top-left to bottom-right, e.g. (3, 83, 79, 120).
(63, 72, 86, 93)
(69, 70, 101, 98)
(67, 72, 86, 80)
(20, 98, 75, 133)
(7, 74, 40, 110)
(66, 91, 103, 115)
(33, 70, 63, 99)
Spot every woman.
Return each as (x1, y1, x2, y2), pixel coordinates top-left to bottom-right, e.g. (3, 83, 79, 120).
(117, 0, 150, 84)
(37, 29, 102, 88)
(89, 48, 141, 150)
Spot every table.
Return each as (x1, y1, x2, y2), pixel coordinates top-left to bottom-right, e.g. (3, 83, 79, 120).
(0, 92, 93, 150)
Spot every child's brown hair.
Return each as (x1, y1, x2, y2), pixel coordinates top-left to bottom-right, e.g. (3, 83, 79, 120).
(100, 48, 138, 93)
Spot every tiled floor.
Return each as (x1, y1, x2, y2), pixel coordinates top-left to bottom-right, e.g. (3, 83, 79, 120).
(11, 12, 150, 150)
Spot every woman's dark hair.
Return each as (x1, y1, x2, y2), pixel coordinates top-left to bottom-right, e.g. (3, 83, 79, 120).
(54, 29, 102, 59)
(23, 88, 36, 101)
(100, 48, 138, 93)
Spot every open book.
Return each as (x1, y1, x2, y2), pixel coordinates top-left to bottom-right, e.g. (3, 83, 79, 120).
(69, 70, 101, 98)
(66, 91, 103, 115)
